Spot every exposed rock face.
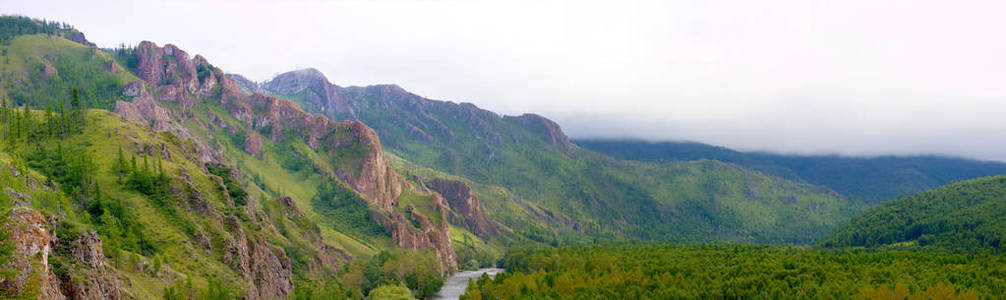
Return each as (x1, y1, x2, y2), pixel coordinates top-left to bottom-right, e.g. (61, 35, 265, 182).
(136, 41, 198, 97)
(275, 196, 346, 272)
(226, 73, 263, 94)
(259, 69, 577, 156)
(428, 178, 500, 238)
(117, 66, 221, 163)
(59, 30, 95, 47)
(342, 121, 406, 211)
(122, 81, 144, 97)
(222, 216, 293, 300)
(0, 207, 64, 300)
(105, 60, 119, 73)
(244, 132, 263, 158)
(232, 93, 335, 146)
(371, 199, 458, 273)
(125, 40, 459, 274)
(134, 41, 220, 113)
(261, 68, 355, 118)
(113, 100, 145, 125)
(60, 232, 123, 300)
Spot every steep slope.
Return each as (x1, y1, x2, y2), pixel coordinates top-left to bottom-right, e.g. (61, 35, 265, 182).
(820, 175, 1006, 253)
(117, 40, 459, 271)
(250, 69, 865, 244)
(577, 139, 1006, 203)
(0, 107, 335, 299)
(0, 17, 487, 298)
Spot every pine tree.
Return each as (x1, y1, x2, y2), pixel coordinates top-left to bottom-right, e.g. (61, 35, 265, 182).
(142, 153, 150, 176)
(157, 152, 165, 179)
(70, 88, 80, 133)
(117, 146, 126, 184)
(1, 96, 7, 141)
(44, 103, 54, 138)
(1, 96, 7, 128)
(58, 97, 67, 138)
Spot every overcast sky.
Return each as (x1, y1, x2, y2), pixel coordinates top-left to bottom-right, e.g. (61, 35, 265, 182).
(6, 0, 1006, 160)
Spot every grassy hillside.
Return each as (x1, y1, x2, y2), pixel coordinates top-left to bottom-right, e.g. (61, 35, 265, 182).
(0, 34, 137, 110)
(0, 106, 342, 298)
(0, 18, 465, 298)
(466, 244, 1006, 299)
(259, 79, 866, 245)
(820, 175, 1006, 253)
(577, 139, 1006, 203)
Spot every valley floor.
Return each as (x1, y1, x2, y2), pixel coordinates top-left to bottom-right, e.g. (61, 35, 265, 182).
(463, 244, 1004, 299)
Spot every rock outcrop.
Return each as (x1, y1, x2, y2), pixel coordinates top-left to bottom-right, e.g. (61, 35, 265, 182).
(0, 207, 64, 299)
(122, 40, 460, 276)
(222, 216, 293, 300)
(105, 60, 120, 73)
(59, 232, 124, 300)
(226, 73, 263, 94)
(370, 199, 458, 274)
(261, 68, 355, 118)
(428, 178, 500, 238)
(244, 132, 263, 158)
(59, 30, 95, 47)
(341, 121, 407, 211)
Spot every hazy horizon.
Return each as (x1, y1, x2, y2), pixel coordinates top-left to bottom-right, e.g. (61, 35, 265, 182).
(5, 0, 1006, 161)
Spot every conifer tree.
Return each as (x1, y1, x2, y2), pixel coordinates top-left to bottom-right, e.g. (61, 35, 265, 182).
(1, 96, 7, 128)
(157, 152, 165, 179)
(117, 146, 126, 184)
(70, 88, 80, 132)
(1, 96, 7, 141)
(44, 103, 54, 138)
(58, 97, 67, 137)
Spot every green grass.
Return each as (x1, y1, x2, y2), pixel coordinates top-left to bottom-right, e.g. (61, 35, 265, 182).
(1, 34, 138, 109)
(270, 86, 868, 246)
(185, 100, 394, 258)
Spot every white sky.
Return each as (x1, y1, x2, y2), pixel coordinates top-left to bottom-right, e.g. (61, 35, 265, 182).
(5, 0, 1006, 160)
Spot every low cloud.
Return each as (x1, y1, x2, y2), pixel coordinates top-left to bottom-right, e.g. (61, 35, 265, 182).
(8, 0, 1006, 160)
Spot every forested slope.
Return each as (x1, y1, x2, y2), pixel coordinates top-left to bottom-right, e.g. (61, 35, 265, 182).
(245, 70, 866, 245)
(820, 175, 1006, 253)
(577, 139, 1006, 202)
(0, 16, 484, 299)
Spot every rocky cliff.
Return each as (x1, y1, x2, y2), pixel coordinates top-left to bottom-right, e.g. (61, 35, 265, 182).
(428, 178, 500, 238)
(259, 68, 355, 119)
(222, 216, 293, 300)
(125, 41, 458, 272)
(0, 206, 64, 299)
(57, 231, 124, 300)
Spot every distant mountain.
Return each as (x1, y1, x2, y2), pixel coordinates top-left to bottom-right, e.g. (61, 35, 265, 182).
(819, 175, 1006, 253)
(247, 69, 866, 245)
(576, 139, 1006, 203)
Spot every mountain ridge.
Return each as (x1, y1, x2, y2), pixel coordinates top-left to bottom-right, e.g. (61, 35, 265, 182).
(577, 139, 1006, 202)
(0, 22, 494, 298)
(250, 67, 864, 245)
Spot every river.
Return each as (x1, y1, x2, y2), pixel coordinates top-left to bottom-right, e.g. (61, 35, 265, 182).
(433, 268, 504, 300)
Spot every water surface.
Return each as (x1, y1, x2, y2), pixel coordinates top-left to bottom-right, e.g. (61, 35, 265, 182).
(433, 268, 504, 300)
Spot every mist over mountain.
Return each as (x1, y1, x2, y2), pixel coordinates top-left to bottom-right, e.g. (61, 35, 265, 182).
(4, 7, 1006, 299)
(9, 0, 1006, 162)
(577, 139, 1006, 202)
